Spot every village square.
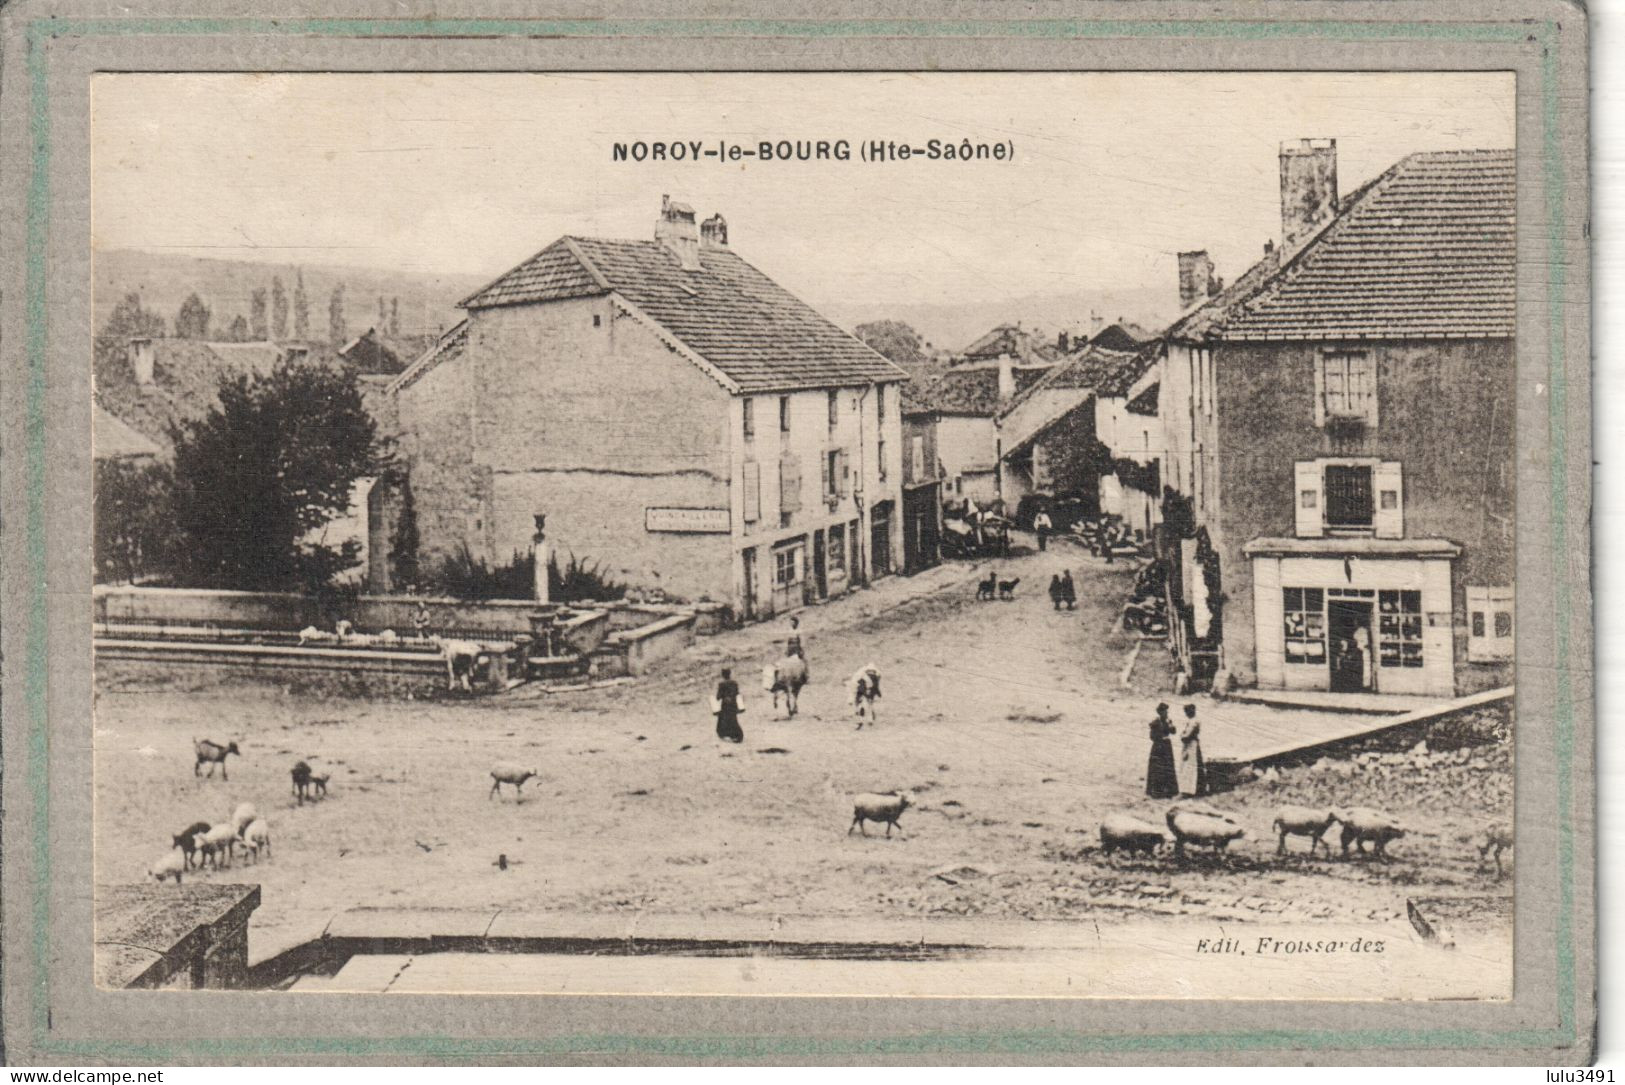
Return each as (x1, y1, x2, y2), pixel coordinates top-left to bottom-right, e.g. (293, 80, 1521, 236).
(86, 72, 1517, 994)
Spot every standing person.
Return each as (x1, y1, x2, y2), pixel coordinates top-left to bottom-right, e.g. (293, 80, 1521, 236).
(1048, 574, 1064, 610)
(713, 667, 744, 744)
(785, 615, 810, 683)
(411, 601, 432, 641)
(1102, 522, 1117, 565)
(1033, 508, 1053, 552)
(1146, 703, 1179, 798)
(1060, 569, 1077, 610)
(1351, 622, 1372, 691)
(1176, 703, 1207, 796)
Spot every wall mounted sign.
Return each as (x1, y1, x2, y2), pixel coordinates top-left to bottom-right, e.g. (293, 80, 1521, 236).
(645, 506, 731, 534)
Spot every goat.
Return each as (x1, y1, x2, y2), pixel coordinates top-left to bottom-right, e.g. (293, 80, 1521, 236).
(291, 760, 313, 803)
(440, 639, 486, 692)
(230, 802, 259, 837)
(240, 819, 272, 863)
(490, 762, 539, 801)
(147, 851, 186, 885)
(1271, 805, 1341, 858)
(193, 738, 240, 780)
(849, 792, 912, 838)
(171, 821, 212, 870)
(1165, 804, 1245, 859)
(976, 571, 997, 601)
(998, 577, 1021, 600)
(1476, 822, 1514, 878)
(198, 823, 239, 869)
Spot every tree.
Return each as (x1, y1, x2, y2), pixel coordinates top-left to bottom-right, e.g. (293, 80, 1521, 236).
(250, 287, 269, 340)
(387, 477, 421, 590)
(329, 283, 348, 348)
(175, 293, 212, 339)
(389, 297, 400, 338)
(226, 314, 249, 342)
(102, 291, 166, 340)
(293, 268, 310, 339)
(168, 356, 379, 590)
(271, 276, 289, 339)
(94, 458, 178, 584)
(855, 320, 925, 368)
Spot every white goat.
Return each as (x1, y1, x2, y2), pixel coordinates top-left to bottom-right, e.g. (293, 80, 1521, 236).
(147, 851, 186, 885)
(230, 802, 259, 837)
(848, 792, 911, 838)
(240, 819, 272, 863)
(489, 762, 540, 801)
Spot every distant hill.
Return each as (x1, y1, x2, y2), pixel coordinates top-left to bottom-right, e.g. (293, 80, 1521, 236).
(823, 288, 1176, 356)
(93, 249, 490, 344)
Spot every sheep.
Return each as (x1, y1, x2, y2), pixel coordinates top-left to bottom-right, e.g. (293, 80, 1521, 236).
(1165, 804, 1245, 859)
(1333, 806, 1407, 861)
(171, 820, 212, 870)
(1476, 822, 1514, 878)
(193, 738, 240, 780)
(489, 762, 539, 801)
(240, 819, 272, 863)
(1098, 812, 1170, 857)
(1271, 805, 1342, 858)
(291, 760, 313, 803)
(197, 823, 239, 869)
(147, 851, 186, 885)
(848, 792, 912, 838)
(230, 802, 259, 837)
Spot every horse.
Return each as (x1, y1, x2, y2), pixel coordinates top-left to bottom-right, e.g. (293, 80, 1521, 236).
(762, 654, 809, 718)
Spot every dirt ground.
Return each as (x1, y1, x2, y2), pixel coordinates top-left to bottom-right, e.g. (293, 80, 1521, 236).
(93, 542, 1513, 961)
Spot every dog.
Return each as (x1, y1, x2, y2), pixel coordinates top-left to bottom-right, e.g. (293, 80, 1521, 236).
(976, 571, 998, 601)
(998, 577, 1021, 600)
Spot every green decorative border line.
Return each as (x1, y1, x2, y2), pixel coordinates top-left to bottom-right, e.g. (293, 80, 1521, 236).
(23, 15, 1576, 1060)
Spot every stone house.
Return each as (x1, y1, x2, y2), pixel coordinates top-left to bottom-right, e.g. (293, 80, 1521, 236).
(924, 357, 1053, 505)
(899, 379, 944, 573)
(1094, 340, 1164, 539)
(381, 197, 907, 617)
(1158, 140, 1515, 698)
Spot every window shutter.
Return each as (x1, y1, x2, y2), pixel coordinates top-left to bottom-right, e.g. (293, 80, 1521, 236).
(1313, 355, 1326, 428)
(821, 449, 831, 498)
(780, 455, 801, 513)
(743, 461, 760, 523)
(1374, 461, 1403, 539)
(838, 449, 850, 496)
(1294, 460, 1323, 538)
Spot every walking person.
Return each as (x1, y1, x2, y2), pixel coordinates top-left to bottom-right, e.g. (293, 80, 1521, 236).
(1060, 569, 1077, 611)
(785, 615, 810, 683)
(1176, 702, 1207, 796)
(1033, 508, 1053, 552)
(1146, 703, 1179, 798)
(713, 667, 744, 744)
(1048, 574, 1064, 610)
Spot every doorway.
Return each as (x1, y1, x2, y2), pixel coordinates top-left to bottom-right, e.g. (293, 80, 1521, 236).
(740, 547, 757, 621)
(812, 529, 828, 599)
(1327, 598, 1373, 692)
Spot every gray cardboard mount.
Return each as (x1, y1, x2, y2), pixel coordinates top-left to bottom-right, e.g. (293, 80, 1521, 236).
(0, 0, 1593, 1065)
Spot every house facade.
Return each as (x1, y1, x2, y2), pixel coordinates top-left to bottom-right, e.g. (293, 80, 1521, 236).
(384, 198, 907, 616)
(899, 382, 944, 573)
(1095, 342, 1163, 539)
(1159, 141, 1515, 698)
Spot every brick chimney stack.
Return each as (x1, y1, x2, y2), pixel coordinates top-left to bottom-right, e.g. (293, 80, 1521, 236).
(655, 194, 702, 271)
(996, 352, 1015, 401)
(700, 213, 728, 249)
(1177, 250, 1216, 311)
(1279, 138, 1339, 248)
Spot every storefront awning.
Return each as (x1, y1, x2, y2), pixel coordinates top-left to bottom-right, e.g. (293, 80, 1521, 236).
(1242, 536, 1463, 559)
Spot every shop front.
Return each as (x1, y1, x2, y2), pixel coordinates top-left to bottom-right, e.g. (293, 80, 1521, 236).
(1244, 537, 1462, 698)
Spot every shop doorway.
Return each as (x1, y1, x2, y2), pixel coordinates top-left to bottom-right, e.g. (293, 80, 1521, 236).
(1328, 598, 1374, 692)
(812, 529, 828, 599)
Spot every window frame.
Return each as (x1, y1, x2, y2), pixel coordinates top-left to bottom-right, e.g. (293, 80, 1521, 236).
(742, 397, 755, 441)
(1282, 587, 1327, 665)
(1318, 348, 1378, 425)
(779, 395, 791, 434)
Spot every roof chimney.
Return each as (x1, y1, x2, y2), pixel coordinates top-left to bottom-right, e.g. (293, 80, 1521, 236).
(128, 337, 155, 387)
(701, 213, 728, 250)
(1177, 250, 1216, 311)
(656, 194, 702, 271)
(996, 352, 1015, 401)
(1279, 138, 1339, 248)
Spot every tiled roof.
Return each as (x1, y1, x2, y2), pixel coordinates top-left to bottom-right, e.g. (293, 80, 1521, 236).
(93, 402, 162, 461)
(387, 320, 468, 394)
(1126, 381, 1159, 417)
(899, 376, 938, 416)
(93, 338, 298, 453)
(996, 344, 1141, 420)
(923, 363, 1053, 417)
(1087, 322, 1156, 354)
(1221, 149, 1515, 341)
(338, 327, 409, 375)
(460, 236, 907, 393)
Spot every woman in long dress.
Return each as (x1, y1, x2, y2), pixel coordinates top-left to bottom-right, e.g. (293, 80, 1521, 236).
(1176, 702, 1207, 796)
(1146, 702, 1179, 798)
(713, 667, 744, 743)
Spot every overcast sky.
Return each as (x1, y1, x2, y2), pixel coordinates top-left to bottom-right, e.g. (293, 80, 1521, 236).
(92, 72, 1515, 312)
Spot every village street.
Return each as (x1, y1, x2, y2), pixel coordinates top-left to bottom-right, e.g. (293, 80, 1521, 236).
(94, 537, 1512, 968)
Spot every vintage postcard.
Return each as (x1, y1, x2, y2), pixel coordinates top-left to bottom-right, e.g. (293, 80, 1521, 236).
(0, 1, 1592, 1066)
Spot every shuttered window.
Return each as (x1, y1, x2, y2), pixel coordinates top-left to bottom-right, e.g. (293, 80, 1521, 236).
(1324, 464, 1373, 529)
(1373, 461, 1404, 539)
(1294, 461, 1323, 538)
(779, 455, 801, 514)
(838, 449, 850, 496)
(1321, 350, 1377, 423)
(742, 461, 760, 523)
(911, 435, 925, 481)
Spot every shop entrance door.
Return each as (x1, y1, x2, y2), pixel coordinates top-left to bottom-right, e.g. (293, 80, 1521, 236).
(1328, 598, 1373, 692)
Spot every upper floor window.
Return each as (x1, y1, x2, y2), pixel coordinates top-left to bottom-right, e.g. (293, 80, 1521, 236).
(1318, 350, 1377, 425)
(877, 384, 887, 422)
(742, 397, 755, 441)
(878, 439, 888, 482)
(1467, 586, 1515, 662)
(1295, 459, 1403, 539)
(828, 390, 839, 430)
(780, 395, 791, 434)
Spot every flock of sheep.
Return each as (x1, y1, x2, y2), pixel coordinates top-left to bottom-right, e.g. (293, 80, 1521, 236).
(145, 740, 335, 885)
